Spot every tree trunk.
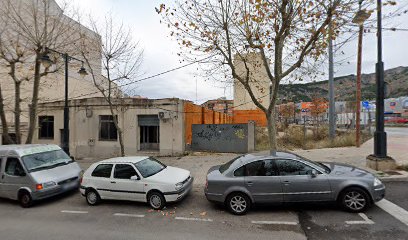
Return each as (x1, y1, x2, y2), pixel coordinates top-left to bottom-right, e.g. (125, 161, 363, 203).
(108, 105, 125, 157)
(26, 54, 41, 144)
(266, 111, 277, 155)
(14, 81, 21, 144)
(0, 84, 13, 144)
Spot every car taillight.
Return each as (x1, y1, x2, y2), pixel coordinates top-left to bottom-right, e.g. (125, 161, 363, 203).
(80, 177, 83, 184)
(36, 184, 43, 190)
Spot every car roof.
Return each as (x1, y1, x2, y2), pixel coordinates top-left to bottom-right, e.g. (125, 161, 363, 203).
(0, 144, 61, 157)
(98, 156, 150, 164)
(239, 151, 302, 164)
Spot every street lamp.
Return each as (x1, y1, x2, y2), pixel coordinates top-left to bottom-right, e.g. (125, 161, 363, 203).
(41, 47, 88, 156)
(366, 0, 396, 170)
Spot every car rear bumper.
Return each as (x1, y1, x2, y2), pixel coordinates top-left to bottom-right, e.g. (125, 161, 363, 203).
(164, 177, 194, 202)
(204, 191, 224, 203)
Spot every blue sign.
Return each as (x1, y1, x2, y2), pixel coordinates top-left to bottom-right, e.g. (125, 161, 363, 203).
(362, 101, 370, 109)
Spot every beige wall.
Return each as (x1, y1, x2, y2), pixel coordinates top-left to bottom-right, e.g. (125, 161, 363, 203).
(233, 53, 270, 110)
(34, 98, 186, 159)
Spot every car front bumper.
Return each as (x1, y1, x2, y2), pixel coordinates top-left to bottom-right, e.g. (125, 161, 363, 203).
(372, 185, 386, 202)
(31, 179, 80, 201)
(164, 177, 194, 202)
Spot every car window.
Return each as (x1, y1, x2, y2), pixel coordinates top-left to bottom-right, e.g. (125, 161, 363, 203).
(5, 158, 25, 176)
(276, 159, 313, 176)
(114, 164, 138, 179)
(234, 166, 245, 177)
(91, 164, 113, 178)
(245, 160, 278, 177)
(220, 156, 242, 174)
(134, 157, 166, 178)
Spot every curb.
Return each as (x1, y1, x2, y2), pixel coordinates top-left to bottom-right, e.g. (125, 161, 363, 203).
(377, 171, 408, 182)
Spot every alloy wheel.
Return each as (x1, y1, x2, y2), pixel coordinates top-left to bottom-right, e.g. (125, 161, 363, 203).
(230, 195, 247, 213)
(87, 191, 97, 205)
(344, 191, 366, 211)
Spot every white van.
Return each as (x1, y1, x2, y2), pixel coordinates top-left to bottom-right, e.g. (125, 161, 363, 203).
(0, 144, 82, 207)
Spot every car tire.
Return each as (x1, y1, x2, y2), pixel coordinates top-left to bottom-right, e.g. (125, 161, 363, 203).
(86, 189, 101, 206)
(226, 192, 251, 215)
(339, 187, 371, 212)
(148, 191, 166, 210)
(19, 191, 33, 208)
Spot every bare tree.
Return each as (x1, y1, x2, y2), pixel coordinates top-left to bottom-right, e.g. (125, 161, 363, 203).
(81, 15, 143, 157)
(0, 0, 82, 143)
(158, 0, 362, 153)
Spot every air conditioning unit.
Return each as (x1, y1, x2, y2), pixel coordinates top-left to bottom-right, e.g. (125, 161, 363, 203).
(158, 111, 171, 119)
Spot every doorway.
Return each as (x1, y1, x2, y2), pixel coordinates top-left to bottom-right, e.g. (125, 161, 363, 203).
(138, 115, 160, 151)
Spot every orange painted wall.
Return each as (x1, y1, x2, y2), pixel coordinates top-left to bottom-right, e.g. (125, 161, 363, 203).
(184, 102, 232, 145)
(232, 109, 267, 127)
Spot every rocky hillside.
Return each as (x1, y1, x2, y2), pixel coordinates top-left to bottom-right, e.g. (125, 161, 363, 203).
(279, 66, 408, 102)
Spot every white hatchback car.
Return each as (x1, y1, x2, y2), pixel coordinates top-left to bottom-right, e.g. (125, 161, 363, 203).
(80, 156, 193, 209)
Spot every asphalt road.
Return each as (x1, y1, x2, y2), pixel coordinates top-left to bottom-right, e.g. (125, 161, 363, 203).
(0, 182, 407, 240)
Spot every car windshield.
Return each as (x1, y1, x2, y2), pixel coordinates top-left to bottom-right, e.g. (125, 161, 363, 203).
(22, 150, 73, 172)
(219, 156, 242, 174)
(134, 157, 166, 178)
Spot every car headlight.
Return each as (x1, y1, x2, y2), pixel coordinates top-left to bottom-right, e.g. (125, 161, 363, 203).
(43, 181, 57, 188)
(373, 177, 382, 187)
(175, 182, 183, 190)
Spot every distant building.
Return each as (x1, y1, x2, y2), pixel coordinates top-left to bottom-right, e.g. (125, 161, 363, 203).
(233, 53, 270, 111)
(201, 98, 233, 115)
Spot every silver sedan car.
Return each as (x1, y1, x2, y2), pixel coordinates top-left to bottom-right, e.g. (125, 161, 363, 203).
(204, 152, 385, 215)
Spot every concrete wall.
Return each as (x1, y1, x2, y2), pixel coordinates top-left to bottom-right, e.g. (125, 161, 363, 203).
(34, 98, 186, 159)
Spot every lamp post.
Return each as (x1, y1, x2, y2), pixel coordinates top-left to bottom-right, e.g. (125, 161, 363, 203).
(374, 0, 386, 158)
(366, 0, 396, 170)
(41, 48, 88, 156)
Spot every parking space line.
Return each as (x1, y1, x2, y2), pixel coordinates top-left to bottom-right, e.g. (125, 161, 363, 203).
(61, 210, 88, 214)
(113, 213, 145, 218)
(251, 221, 298, 225)
(345, 213, 374, 225)
(376, 199, 408, 226)
(174, 217, 213, 222)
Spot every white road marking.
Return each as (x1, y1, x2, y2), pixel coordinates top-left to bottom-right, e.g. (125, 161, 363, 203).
(113, 213, 145, 218)
(251, 221, 298, 225)
(61, 210, 88, 214)
(174, 217, 213, 222)
(376, 199, 408, 226)
(345, 213, 374, 225)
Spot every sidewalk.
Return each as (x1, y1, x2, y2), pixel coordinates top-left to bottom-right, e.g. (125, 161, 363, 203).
(76, 128, 408, 186)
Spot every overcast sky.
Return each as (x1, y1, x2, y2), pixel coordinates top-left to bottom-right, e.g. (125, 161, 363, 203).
(60, 0, 408, 103)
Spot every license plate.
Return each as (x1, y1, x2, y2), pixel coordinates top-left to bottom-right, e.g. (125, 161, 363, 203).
(62, 181, 77, 190)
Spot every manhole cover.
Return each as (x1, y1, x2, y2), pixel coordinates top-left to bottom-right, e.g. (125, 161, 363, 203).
(383, 171, 402, 175)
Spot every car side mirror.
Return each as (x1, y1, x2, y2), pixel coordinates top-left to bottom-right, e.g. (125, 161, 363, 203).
(310, 169, 318, 178)
(130, 175, 139, 181)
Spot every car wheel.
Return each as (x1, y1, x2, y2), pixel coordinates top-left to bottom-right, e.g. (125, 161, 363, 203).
(86, 189, 101, 206)
(226, 193, 250, 215)
(340, 187, 371, 212)
(148, 191, 165, 210)
(19, 191, 33, 208)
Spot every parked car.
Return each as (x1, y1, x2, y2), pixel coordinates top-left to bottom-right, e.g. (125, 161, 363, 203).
(385, 117, 408, 124)
(80, 156, 193, 209)
(0, 144, 82, 208)
(205, 152, 385, 215)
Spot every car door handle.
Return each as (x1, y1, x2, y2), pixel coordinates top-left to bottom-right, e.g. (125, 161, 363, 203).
(283, 181, 290, 184)
(110, 181, 116, 184)
(247, 181, 253, 186)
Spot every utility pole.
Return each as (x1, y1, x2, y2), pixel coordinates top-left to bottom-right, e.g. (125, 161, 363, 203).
(355, 0, 364, 147)
(328, 19, 336, 140)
